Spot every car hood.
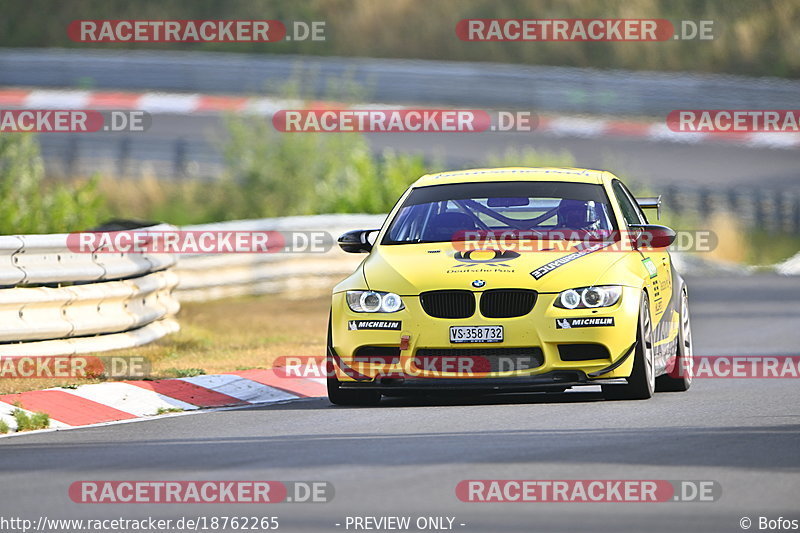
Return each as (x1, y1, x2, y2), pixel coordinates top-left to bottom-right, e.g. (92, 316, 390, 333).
(362, 242, 632, 294)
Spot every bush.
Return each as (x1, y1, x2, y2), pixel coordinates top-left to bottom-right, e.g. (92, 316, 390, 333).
(12, 407, 50, 432)
(0, 133, 103, 234)
(223, 117, 430, 217)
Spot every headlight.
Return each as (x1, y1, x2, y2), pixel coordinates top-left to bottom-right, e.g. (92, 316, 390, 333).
(554, 286, 622, 309)
(346, 290, 405, 313)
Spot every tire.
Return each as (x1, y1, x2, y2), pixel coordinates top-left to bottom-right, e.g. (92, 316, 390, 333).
(326, 314, 381, 407)
(656, 290, 693, 392)
(602, 292, 656, 400)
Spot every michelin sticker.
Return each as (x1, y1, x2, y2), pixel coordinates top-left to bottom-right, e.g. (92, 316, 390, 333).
(348, 320, 402, 331)
(556, 317, 615, 329)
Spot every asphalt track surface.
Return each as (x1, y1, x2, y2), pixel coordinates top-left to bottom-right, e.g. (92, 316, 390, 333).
(1, 274, 798, 532)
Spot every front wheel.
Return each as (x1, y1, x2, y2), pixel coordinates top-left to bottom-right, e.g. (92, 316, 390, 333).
(602, 291, 655, 400)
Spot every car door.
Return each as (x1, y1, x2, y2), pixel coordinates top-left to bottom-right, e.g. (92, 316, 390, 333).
(611, 180, 675, 369)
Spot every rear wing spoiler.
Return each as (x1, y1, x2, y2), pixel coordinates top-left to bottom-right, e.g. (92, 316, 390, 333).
(636, 196, 662, 219)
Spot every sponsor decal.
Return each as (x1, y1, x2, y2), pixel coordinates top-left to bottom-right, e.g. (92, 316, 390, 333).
(530, 242, 613, 279)
(448, 249, 519, 274)
(556, 317, 615, 329)
(348, 320, 401, 331)
(642, 257, 658, 279)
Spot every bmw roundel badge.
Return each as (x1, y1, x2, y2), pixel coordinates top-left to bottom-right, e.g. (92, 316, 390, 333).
(472, 279, 486, 288)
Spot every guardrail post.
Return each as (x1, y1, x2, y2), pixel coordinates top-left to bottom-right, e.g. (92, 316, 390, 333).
(117, 137, 131, 177)
(173, 139, 187, 178)
(665, 185, 681, 215)
(727, 188, 739, 214)
(699, 188, 712, 217)
(65, 137, 79, 177)
(753, 189, 766, 230)
(773, 190, 784, 232)
(793, 194, 800, 235)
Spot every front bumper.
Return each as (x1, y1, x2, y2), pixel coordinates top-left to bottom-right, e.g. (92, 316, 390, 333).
(330, 287, 640, 387)
(338, 370, 631, 393)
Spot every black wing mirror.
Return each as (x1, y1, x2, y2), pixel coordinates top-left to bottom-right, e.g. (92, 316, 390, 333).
(338, 229, 379, 253)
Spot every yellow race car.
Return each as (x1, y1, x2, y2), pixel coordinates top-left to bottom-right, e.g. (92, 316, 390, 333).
(327, 167, 693, 405)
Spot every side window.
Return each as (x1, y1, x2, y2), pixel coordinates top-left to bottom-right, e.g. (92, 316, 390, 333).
(619, 181, 649, 223)
(612, 180, 645, 225)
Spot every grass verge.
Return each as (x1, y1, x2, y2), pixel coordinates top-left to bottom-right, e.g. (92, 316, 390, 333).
(0, 292, 332, 395)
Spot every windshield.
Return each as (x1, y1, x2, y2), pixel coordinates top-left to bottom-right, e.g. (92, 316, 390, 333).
(383, 181, 617, 244)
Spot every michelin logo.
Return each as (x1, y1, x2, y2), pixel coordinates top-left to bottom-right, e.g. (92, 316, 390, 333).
(348, 320, 402, 331)
(556, 317, 614, 329)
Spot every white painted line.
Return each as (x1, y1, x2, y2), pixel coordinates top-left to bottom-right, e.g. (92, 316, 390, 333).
(544, 117, 609, 137)
(243, 97, 301, 116)
(25, 90, 91, 109)
(351, 103, 407, 110)
(646, 123, 707, 144)
(179, 374, 298, 403)
(58, 382, 198, 417)
(744, 132, 800, 149)
(138, 93, 200, 114)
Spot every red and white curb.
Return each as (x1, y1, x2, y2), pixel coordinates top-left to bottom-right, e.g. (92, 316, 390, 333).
(0, 367, 326, 436)
(1, 87, 798, 149)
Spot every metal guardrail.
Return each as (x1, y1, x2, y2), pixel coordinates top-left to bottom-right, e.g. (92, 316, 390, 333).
(663, 186, 800, 234)
(38, 135, 223, 180)
(2, 48, 799, 115)
(0, 225, 179, 356)
(0, 216, 383, 356)
(174, 214, 384, 301)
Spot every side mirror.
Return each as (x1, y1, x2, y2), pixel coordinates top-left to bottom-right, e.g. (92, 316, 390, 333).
(338, 229, 378, 253)
(627, 224, 676, 249)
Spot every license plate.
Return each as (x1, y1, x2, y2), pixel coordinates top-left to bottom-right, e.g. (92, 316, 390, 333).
(449, 326, 503, 343)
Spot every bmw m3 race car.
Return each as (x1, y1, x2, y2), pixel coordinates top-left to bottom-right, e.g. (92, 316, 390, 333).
(327, 167, 693, 405)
